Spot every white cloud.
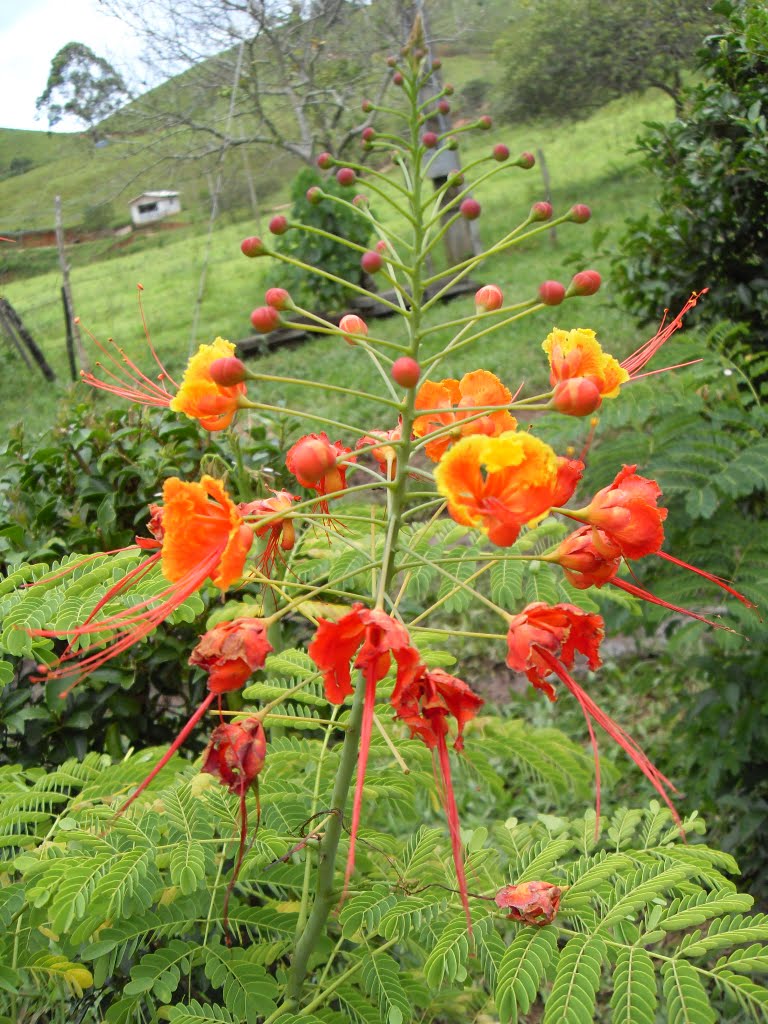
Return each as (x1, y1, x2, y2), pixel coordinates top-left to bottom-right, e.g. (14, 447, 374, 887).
(0, 0, 140, 131)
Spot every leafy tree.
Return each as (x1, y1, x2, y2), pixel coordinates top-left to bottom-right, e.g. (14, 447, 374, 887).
(36, 42, 131, 136)
(495, 0, 716, 122)
(615, 0, 768, 351)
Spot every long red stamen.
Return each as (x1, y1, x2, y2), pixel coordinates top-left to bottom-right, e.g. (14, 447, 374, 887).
(535, 647, 682, 834)
(435, 732, 472, 932)
(223, 779, 259, 946)
(655, 551, 756, 609)
(342, 669, 378, 899)
(112, 690, 217, 819)
(621, 291, 706, 377)
(611, 577, 740, 633)
(137, 284, 180, 389)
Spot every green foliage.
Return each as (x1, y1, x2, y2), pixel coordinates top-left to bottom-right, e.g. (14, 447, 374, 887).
(495, 0, 713, 123)
(616, 0, 768, 348)
(36, 41, 130, 134)
(274, 167, 372, 312)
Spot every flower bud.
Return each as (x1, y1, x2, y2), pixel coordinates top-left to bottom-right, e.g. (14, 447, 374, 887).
(361, 98, 373, 112)
(269, 215, 288, 235)
(538, 280, 566, 306)
(475, 284, 503, 312)
(478, 114, 492, 129)
(392, 356, 420, 388)
(289, 436, 338, 484)
(241, 236, 266, 257)
(567, 269, 602, 297)
(443, 82, 454, 95)
(352, 194, 369, 209)
(316, 151, 334, 169)
(339, 313, 368, 345)
(265, 287, 291, 310)
(445, 135, 459, 150)
(516, 151, 536, 169)
(306, 186, 323, 205)
(336, 167, 356, 187)
(438, 99, 451, 114)
(375, 239, 390, 254)
(361, 126, 376, 142)
(361, 250, 383, 274)
(569, 203, 592, 223)
(493, 143, 510, 161)
(552, 377, 603, 416)
(209, 356, 248, 387)
(422, 131, 438, 148)
(386, 55, 397, 67)
(448, 172, 464, 187)
(250, 306, 280, 333)
(432, 58, 442, 70)
(531, 201, 553, 222)
(393, 71, 404, 85)
(460, 198, 481, 220)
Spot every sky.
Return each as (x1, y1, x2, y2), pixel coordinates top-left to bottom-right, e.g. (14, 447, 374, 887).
(0, 0, 142, 132)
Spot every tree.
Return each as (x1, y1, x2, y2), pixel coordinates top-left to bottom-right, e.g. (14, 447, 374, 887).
(98, 0, 414, 166)
(36, 42, 131, 136)
(615, 0, 768, 350)
(495, 0, 717, 123)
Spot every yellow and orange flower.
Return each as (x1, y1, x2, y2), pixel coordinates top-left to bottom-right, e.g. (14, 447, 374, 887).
(169, 337, 246, 431)
(413, 370, 517, 461)
(542, 328, 629, 399)
(435, 431, 582, 546)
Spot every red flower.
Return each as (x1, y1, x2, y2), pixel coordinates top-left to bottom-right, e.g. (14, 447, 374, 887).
(356, 421, 403, 479)
(286, 432, 355, 514)
(308, 605, 420, 893)
(391, 665, 483, 930)
(201, 715, 267, 795)
(549, 526, 622, 589)
(189, 617, 273, 693)
(568, 465, 667, 560)
(506, 602, 680, 830)
(495, 881, 564, 926)
(241, 490, 299, 576)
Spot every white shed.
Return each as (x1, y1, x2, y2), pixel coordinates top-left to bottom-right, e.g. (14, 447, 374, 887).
(128, 191, 181, 227)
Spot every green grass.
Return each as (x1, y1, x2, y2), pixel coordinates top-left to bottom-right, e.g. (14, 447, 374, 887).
(0, 88, 673, 439)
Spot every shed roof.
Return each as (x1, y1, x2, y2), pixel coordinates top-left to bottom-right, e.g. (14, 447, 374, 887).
(128, 190, 180, 204)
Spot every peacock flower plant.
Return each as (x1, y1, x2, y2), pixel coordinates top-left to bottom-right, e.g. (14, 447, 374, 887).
(505, 601, 681, 830)
(391, 664, 483, 930)
(413, 370, 518, 461)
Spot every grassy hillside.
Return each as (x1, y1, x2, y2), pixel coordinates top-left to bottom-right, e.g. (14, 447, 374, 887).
(0, 88, 673, 439)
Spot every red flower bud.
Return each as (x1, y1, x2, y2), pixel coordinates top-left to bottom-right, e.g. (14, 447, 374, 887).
(493, 143, 510, 161)
(531, 201, 553, 222)
(392, 356, 420, 388)
(336, 167, 356, 187)
(538, 280, 566, 306)
(422, 131, 438, 148)
(316, 151, 334, 169)
(567, 269, 602, 297)
(444, 82, 454, 95)
(339, 313, 368, 345)
(306, 186, 323, 205)
(460, 198, 481, 220)
(208, 356, 248, 387)
(552, 377, 603, 416)
(517, 151, 536, 169)
(361, 250, 383, 274)
(241, 236, 266, 257)
(448, 172, 464, 187)
(288, 436, 339, 484)
(393, 71, 404, 85)
(386, 55, 397, 68)
(265, 287, 291, 310)
(362, 126, 376, 142)
(250, 306, 280, 333)
(352, 194, 369, 209)
(569, 203, 592, 223)
(438, 99, 451, 114)
(478, 114, 492, 129)
(375, 239, 389, 254)
(269, 215, 288, 235)
(361, 99, 373, 112)
(475, 284, 503, 312)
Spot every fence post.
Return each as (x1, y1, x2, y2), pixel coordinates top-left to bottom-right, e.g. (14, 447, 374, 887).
(55, 195, 91, 373)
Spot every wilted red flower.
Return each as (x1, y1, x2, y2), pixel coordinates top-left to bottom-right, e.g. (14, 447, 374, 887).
(506, 602, 680, 829)
(392, 665, 484, 930)
(189, 617, 273, 693)
(495, 881, 563, 926)
(201, 715, 267, 794)
(241, 489, 299, 576)
(309, 605, 420, 892)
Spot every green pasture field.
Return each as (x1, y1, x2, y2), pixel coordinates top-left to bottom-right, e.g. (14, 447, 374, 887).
(1, 90, 674, 439)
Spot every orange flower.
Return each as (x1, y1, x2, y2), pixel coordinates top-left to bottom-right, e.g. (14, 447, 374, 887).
(32, 476, 253, 692)
(391, 664, 484, 930)
(542, 328, 629, 399)
(308, 605, 420, 894)
(169, 338, 247, 431)
(506, 602, 680, 830)
(357, 421, 403, 479)
(189, 617, 273, 693)
(286, 432, 355, 514)
(565, 465, 667, 560)
(413, 370, 518, 461)
(241, 489, 299, 575)
(495, 881, 564, 926)
(435, 431, 583, 546)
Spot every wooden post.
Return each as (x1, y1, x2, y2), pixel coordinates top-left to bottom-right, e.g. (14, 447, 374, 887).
(0, 297, 56, 381)
(55, 195, 90, 372)
(61, 286, 77, 381)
